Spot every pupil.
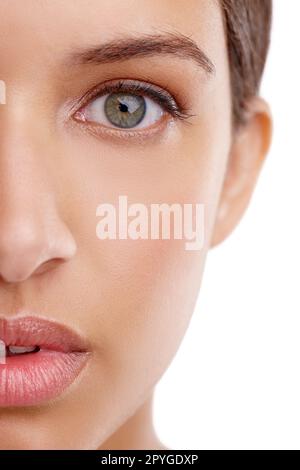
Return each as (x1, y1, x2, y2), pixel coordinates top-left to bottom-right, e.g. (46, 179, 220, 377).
(119, 102, 128, 113)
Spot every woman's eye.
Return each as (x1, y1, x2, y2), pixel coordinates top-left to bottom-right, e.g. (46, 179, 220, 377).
(75, 92, 165, 130)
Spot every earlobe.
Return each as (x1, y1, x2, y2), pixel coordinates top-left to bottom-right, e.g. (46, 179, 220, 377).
(211, 96, 273, 248)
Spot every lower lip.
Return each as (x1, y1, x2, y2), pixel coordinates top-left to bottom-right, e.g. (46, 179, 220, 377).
(0, 349, 89, 407)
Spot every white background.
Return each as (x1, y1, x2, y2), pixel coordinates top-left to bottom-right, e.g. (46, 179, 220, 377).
(154, 0, 300, 450)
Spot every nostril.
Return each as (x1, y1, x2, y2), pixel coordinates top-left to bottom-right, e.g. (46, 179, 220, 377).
(33, 258, 64, 276)
(0, 268, 31, 283)
(0, 252, 51, 282)
(0, 226, 46, 282)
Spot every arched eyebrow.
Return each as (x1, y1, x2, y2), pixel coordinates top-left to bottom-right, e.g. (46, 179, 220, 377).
(67, 32, 216, 76)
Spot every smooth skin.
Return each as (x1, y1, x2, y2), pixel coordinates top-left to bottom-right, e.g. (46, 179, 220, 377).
(0, 0, 272, 449)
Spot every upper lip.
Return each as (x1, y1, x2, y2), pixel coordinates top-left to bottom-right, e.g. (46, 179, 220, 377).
(0, 315, 90, 353)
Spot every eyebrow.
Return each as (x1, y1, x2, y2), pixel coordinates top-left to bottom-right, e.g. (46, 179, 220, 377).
(67, 32, 216, 76)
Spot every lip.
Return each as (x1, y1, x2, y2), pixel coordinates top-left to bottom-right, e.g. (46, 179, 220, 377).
(0, 315, 91, 407)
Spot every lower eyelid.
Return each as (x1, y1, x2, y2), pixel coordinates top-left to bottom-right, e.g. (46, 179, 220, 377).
(74, 112, 173, 144)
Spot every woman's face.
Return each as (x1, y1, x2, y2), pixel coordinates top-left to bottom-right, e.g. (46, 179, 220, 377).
(0, 0, 262, 449)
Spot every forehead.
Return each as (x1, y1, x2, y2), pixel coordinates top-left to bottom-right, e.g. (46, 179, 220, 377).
(0, 0, 224, 63)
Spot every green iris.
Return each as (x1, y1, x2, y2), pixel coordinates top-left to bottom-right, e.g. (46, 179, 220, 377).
(104, 93, 146, 128)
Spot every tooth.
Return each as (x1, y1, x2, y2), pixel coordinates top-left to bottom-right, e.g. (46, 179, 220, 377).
(8, 345, 36, 354)
(0, 340, 6, 364)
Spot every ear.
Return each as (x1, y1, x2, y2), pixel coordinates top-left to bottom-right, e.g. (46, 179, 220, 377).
(211, 96, 272, 248)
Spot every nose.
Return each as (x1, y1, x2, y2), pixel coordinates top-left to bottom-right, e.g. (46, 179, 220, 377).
(0, 136, 77, 285)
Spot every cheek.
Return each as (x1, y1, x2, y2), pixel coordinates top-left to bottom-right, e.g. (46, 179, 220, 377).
(99, 238, 205, 355)
(82, 237, 207, 427)
(62, 134, 226, 372)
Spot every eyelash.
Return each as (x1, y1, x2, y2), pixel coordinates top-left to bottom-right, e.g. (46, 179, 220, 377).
(72, 78, 194, 127)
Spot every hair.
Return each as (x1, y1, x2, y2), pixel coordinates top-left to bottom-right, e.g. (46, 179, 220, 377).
(221, 0, 272, 126)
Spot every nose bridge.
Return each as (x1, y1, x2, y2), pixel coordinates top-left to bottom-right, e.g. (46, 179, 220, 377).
(0, 115, 54, 218)
(0, 112, 77, 283)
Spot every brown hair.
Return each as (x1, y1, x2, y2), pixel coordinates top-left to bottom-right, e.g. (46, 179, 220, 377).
(221, 0, 272, 126)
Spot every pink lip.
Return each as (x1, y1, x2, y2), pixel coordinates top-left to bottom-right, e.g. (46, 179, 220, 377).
(0, 315, 91, 407)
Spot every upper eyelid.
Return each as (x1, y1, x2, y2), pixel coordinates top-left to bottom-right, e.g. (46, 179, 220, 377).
(91, 78, 173, 98)
(76, 79, 176, 110)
